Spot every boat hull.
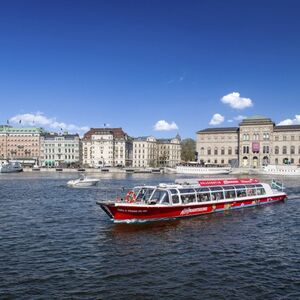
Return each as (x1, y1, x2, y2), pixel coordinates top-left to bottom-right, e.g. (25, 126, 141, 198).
(98, 194, 287, 223)
(175, 166, 231, 175)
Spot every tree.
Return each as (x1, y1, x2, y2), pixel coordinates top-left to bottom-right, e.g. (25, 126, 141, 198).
(181, 138, 196, 162)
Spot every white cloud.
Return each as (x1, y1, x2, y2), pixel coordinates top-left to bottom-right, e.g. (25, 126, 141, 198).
(227, 119, 233, 123)
(209, 113, 225, 125)
(277, 115, 300, 125)
(234, 115, 247, 121)
(221, 92, 253, 109)
(9, 112, 89, 132)
(154, 120, 178, 131)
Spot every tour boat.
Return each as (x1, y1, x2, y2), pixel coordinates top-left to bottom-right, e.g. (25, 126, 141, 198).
(97, 178, 287, 223)
(67, 175, 99, 187)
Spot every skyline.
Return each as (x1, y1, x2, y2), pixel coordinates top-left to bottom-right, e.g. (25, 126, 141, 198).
(1, 0, 300, 137)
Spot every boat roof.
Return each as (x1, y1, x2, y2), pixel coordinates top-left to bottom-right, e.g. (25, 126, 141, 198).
(134, 178, 261, 190)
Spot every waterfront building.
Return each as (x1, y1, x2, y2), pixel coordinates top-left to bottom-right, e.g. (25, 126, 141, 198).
(132, 136, 157, 168)
(82, 128, 132, 167)
(132, 135, 181, 168)
(40, 133, 80, 167)
(0, 125, 44, 166)
(157, 136, 181, 167)
(196, 116, 300, 167)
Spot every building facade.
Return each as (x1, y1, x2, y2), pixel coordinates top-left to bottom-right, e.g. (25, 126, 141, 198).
(0, 125, 44, 166)
(81, 128, 132, 167)
(40, 133, 80, 167)
(196, 116, 300, 167)
(132, 135, 181, 168)
(132, 136, 157, 167)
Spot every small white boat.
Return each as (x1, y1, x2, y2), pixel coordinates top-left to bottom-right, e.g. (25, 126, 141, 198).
(0, 161, 23, 173)
(67, 175, 99, 187)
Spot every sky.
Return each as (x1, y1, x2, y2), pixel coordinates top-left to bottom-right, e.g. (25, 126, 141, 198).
(1, 0, 300, 138)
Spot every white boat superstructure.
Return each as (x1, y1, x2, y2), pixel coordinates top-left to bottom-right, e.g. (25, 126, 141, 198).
(252, 164, 300, 176)
(175, 163, 232, 175)
(67, 176, 99, 187)
(0, 161, 23, 173)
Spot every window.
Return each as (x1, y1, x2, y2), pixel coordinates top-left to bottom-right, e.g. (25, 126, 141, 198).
(246, 185, 257, 196)
(214, 148, 218, 155)
(291, 146, 295, 155)
(228, 147, 232, 155)
(275, 146, 279, 155)
(235, 185, 246, 197)
(207, 148, 211, 155)
(221, 147, 225, 155)
(282, 146, 287, 155)
(223, 186, 236, 199)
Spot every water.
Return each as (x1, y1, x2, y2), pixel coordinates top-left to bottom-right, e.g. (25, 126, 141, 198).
(0, 172, 299, 299)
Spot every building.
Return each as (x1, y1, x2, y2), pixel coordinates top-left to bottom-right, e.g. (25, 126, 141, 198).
(132, 136, 157, 167)
(196, 127, 239, 166)
(157, 136, 181, 167)
(40, 133, 80, 167)
(81, 128, 132, 167)
(0, 125, 44, 166)
(132, 135, 181, 168)
(196, 116, 300, 167)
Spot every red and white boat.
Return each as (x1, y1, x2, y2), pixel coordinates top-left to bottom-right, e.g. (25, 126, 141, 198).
(97, 178, 287, 223)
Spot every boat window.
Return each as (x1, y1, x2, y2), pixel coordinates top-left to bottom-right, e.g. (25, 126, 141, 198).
(195, 187, 210, 193)
(256, 187, 266, 195)
(136, 188, 154, 201)
(246, 185, 256, 196)
(209, 186, 223, 191)
(211, 191, 224, 201)
(224, 189, 236, 199)
(150, 189, 170, 204)
(169, 189, 178, 195)
(223, 186, 234, 190)
(235, 185, 246, 197)
(179, 189, 197, 204)
(172, 194, 180, 204)
(197, 192, 211, 202)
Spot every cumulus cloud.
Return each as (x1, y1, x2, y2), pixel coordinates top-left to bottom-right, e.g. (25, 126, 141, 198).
(277, 115, 300, 125)
(154, 120, 178, 131)
(221, 92, 253, 109)
(9, 112, 89, 132)
(209, 113, 225, 125)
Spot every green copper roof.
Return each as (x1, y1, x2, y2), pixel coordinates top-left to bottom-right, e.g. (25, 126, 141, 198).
(0, 125, 45, 133)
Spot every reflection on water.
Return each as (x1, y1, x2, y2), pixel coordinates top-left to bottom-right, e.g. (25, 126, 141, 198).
(0, 172, 299, 299)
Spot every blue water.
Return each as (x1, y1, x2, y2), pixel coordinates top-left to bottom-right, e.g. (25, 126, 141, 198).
(0, 172, 299, 299)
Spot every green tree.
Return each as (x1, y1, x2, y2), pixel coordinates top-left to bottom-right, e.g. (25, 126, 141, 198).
(181, 138, 196, 162)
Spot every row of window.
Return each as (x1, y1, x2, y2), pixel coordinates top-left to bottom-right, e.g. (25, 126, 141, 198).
(135, 184, 266, 205)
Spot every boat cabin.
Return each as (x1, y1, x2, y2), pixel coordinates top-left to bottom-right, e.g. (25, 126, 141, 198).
(130, 183, 267, 205)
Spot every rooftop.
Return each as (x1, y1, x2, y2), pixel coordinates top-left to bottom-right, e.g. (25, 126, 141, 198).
(197, 127, 239, 134)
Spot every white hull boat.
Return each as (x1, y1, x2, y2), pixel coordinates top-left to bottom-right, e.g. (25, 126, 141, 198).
(251, 165, 300, 176)
(0, 162, 23, 173)
(67, 176, 99, 187)
(175, 165, 232, 175)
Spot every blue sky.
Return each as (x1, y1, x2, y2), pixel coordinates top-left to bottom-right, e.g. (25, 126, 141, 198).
(1, 0, 300, 138)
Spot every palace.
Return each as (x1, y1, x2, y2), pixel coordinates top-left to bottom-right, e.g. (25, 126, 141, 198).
(196, 116, 300, 167)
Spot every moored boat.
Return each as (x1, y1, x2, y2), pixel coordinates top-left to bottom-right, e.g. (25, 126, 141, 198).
(251, 164, 300, 176)
(97, 178, 287, 223)
(0, 161, 23, 173)
(175, 162, 232, 175)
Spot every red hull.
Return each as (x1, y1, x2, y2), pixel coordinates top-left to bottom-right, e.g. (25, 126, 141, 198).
(98, 195, 287, 223)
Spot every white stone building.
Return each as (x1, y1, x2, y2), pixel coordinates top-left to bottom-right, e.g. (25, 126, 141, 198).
(81, 128, 132, 167)
(132, 135, 181, 168)
(40, 133, 80, 167)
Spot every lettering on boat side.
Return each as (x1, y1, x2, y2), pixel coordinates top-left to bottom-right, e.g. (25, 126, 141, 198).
(117, 208, 148, 213)
(180, 207, 208, 215)
(198, 178, 259, 186)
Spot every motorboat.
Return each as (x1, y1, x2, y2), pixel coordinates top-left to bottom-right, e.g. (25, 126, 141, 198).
(97, 178, 287, 223)
(0, 161, 23, 173)
(67, 175, 99, 187)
